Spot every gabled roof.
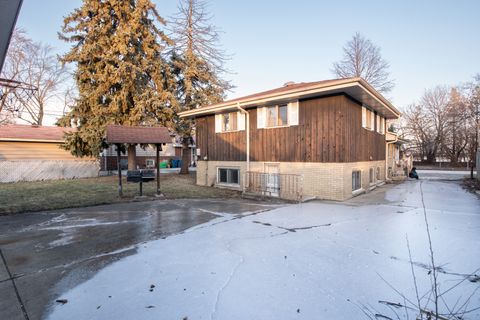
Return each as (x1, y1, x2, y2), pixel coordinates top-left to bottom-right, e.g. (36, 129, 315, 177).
(105, 125, 171, 144)
(0, 124, 74, 142)
(179, 77, 401, 119)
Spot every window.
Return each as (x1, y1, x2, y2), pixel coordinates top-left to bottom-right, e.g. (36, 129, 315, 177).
(352, 170, 361, 191)
(146, 159, 155, 168)
(376, 167, 381, 181)
(222, 112, 237, 132)
(362, 106, 374, 130)
(369, 168, 375, 184)
(376, 115, 385, 134)
(266, 104, 288, 128)
(257, 101, 298, 128)
(215, 112, 245, 133)
(217, 168, 240, 185)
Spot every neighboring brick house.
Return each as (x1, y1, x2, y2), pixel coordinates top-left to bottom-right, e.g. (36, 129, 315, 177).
(0, 124, 99, 183)
(100, 135, 196, 171)
(179, 77, 401, 201)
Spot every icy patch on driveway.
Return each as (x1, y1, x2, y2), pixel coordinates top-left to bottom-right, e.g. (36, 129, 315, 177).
(47, 181, 480, 320)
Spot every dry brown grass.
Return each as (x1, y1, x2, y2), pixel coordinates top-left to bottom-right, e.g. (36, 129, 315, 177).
(0, 173, 241, 215)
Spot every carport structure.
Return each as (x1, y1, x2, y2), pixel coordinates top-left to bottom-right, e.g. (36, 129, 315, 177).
(106, 125, 171, 197)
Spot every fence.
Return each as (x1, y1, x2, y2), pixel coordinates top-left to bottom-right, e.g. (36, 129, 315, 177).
(244, 171, 303, 201)
(0, 160, 99, 183)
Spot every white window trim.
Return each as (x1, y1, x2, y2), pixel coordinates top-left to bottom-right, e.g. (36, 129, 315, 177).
(215, 111, 245, 133)
(216, 167, 241, 187)
(258, 100, 299, 129)
(362, 106, 375, 131)
(146, 159, 155, 167)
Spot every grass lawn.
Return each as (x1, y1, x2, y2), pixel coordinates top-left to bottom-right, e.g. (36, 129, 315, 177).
(0, 173, 241, 215)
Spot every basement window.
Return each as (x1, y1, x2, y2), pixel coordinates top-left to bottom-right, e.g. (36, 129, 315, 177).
(352, 170, 361, 191)
(217, 168, 240, 185)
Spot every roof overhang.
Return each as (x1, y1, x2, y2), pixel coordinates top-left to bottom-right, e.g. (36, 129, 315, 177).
(105, 125, 172, 145)
(179, 78, 401, 119)
(0, 0, 23, 73)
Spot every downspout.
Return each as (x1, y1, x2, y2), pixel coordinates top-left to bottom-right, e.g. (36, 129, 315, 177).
(385, 134, 398, 182)
(237, 103, 250, 190)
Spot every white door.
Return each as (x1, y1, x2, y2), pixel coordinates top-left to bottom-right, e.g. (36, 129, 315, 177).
(264, 164, 280, 197)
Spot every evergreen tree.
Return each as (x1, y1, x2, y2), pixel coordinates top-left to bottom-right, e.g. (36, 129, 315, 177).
(169, 0, 231, 173)
(58, 0, 177, 157)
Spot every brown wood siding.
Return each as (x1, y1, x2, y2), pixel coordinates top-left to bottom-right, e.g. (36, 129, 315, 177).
(195, 95, 385, 163)
(0, 142, 94, 161)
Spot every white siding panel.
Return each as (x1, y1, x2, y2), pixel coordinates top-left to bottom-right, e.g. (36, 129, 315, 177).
(287, 101, 299, 126)
(237, 112, 245, 131)
(257, 107, 266, 129)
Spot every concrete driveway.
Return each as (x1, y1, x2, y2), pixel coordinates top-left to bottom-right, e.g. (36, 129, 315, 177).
(43, 180, 480, 320)
(0, 199, 282, 320)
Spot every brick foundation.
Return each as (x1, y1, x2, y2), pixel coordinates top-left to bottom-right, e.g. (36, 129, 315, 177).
(196, 160, 386, 201)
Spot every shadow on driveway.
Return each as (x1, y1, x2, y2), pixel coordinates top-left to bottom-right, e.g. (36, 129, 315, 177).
(0, 199, 281, 320)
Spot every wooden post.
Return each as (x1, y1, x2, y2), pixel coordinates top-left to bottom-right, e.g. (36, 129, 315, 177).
(116, 144, 123, 197)
(156, 144, 161, 195)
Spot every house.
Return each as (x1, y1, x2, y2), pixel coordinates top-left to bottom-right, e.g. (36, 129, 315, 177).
(386, 131, 412, 180)
(100, 134, 197, 171)
(0, 124, 99, 183)
(179, 77, 401, 201)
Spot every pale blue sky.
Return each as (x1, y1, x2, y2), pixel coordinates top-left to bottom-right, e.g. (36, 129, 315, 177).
(16, 0, 480, 116)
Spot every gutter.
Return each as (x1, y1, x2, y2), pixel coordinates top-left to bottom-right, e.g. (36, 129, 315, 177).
(179, 78, 401, 119)
(236, 103, 250, 174)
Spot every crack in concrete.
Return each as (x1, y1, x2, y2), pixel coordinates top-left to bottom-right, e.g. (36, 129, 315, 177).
(251, 220, 332, 233)
(210, 230, 287, 320)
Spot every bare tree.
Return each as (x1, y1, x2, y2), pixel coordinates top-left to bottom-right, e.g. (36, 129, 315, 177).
(332, 32, 394, 94)
(169, 0, 231, 174)
(403, 86, 450, 163)
(15, 43, 68, 125)
(443, 88, 469, 164)
(0, 28, 34, 122)
(0, 28, 68, 125)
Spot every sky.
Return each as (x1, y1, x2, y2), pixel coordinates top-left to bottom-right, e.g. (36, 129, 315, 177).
(15, 0, 480, 125)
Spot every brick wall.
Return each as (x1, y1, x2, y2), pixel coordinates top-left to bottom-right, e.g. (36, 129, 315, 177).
(196, 160, 386, 201)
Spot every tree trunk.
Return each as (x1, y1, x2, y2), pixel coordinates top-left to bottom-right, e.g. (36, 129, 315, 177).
(127, 144, 137, 170)
(426, 153, 436, 164)
(179, 144, 191, 174)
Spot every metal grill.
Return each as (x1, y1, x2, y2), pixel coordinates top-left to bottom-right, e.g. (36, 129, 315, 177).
(244, 171, 303, 201)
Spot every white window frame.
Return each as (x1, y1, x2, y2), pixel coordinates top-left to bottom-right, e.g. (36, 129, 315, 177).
(215, 111, 245, 133)
(146, 159, 155, 168)
(265, 104, 288, 128)
(376, 115, 385, 134)
(362, 106, 374, 131)
(258, 100, 299, 129)
(217, 167, 240, 186)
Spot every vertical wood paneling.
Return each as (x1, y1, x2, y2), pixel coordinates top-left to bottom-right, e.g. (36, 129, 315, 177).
(195, 95, 386, 163)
